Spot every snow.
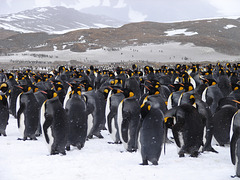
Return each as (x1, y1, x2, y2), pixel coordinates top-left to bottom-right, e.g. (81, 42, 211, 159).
(1, 42, 240, 63)
(224, 24, 237, 29)
(165, 29, 198, 36)
(37, 8, 48, 12)
(0, 115, 236, 180)
(94, 23, 111, 28)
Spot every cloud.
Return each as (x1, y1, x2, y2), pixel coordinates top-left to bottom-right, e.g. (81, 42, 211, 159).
(114, 0, 127, 8)
(207, 0, 240, 16)
(61, 0, 101, 10)
(34, 0, 51, 7)
(128, 6, 147, 22)
(102, 0, 111, 7)
(6, 0, 13, 7)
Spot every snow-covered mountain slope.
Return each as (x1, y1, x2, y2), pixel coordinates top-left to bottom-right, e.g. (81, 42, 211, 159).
(0, 6, 125, 34)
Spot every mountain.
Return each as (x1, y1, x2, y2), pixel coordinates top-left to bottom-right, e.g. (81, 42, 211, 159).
(0, 6, 125, 34)
(1, 18, 240, 56)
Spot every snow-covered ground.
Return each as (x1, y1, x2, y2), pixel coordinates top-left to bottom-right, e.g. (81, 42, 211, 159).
(0, 115, 235, 180)
(1, 42, 240, 64)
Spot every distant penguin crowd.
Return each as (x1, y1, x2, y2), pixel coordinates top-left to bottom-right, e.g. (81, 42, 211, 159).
(1, 62, 240, 175)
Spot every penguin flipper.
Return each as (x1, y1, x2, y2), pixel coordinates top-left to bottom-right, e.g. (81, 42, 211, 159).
(172, 125, 181, 148)
(43, 114, 53, 144)
(17, 103, 25, 129)
(121, 118, 129, 143)
(231, 131, 239, 165)
(107, 111, 115, 133)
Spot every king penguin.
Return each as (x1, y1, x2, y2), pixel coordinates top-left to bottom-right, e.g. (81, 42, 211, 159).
(40, 89, 68, 155)
(106, 87, 125, 144)
(164, 103, 204, 157)
(138, 101, 164, 165)
(231, 109, 240, 177)
(16, 85, 40, 140)
(65, 85, 87, 150)
(0, 93, 9, 136)
(117, 88, 140, 152)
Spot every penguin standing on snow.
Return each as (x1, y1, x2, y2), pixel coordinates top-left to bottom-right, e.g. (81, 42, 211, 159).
(230, 109, 240, 178)
(211, 98, 238, 146)
(117, 88, 140, 152)
(16, 85, 40, 140)
(106, 88, 125, 144)
(40, 90, 68, 155)
(0, 94, 9, 136)
(164, 104, 204, 157)
(138, 101, 164, 165)
(65, 86, 87, 150)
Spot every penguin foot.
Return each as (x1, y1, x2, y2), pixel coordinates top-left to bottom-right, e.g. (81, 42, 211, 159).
(152, 161, 158, 165)
(127, 148, 137, 153)
(179, 153, 185, 158)
(140, 160, 148, 165)
(202, 146, 218, 153)
(66, 146, 71, 151)
(93, 133, 104, 139)
(0, 133, 7, 136)
(87, 135, 93, 139)
(30, 137, 37, 140)
(115, 141, 122, 144)
(190, 151, 199, 158)
(60, 151, 66, 155)
(108, 142, 115, 144)
(77, 144, 84, 150)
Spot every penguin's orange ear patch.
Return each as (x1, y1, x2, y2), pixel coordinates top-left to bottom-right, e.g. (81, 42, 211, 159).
(147, 105, 151, 111)
(77, 91, 81, 96)
(0, 95, 2, 101)
(164, 117, 169, 123)
(104, 89, 109, 94)
(53, 92, 58, 98)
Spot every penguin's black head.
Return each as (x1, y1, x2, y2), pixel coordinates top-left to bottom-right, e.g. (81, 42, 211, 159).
(164, 117, 174, 129)
(51, 80, 63, 87)
(232, 83, 240, 91)
(202, 78, 216, 86)
(168, 83, 184, 92)
(72, 86, 82, 96)
(0, 94, 8, 106)
(31, 85, 39, 93)
(18, 85, 32, 93)
(183, 83, 194, 92)
(112, 87, 123, 95)
(140, 101, 151, 119)
(58, 66, 65, 73)
(132, 64, 137, 70)
(108, 71, 115, 79)
(122, 88, 134, 98)
(189, 95, 196, 107)
(42, 89, 58, 99)
(0, 82, 9, 93)
(90, 65, 94, 71)
(6, 73, 14, 79)
(149, 87, 160, 95)
(54, 83, 64, 92)
(34, 76, 42, 83)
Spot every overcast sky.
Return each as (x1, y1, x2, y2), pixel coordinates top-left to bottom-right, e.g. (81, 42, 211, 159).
(1, 0, 240, 22)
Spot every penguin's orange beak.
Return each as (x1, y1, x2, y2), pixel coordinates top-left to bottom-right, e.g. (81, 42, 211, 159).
(233, 100, 240, 104)
(41, 91, 47, 94)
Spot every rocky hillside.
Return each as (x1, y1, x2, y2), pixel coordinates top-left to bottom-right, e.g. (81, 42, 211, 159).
(0, 6, 125, 34)
(1, 18, 240, 55)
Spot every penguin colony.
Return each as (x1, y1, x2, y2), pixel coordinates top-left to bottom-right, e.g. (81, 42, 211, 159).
(1, 62, 240, 172)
